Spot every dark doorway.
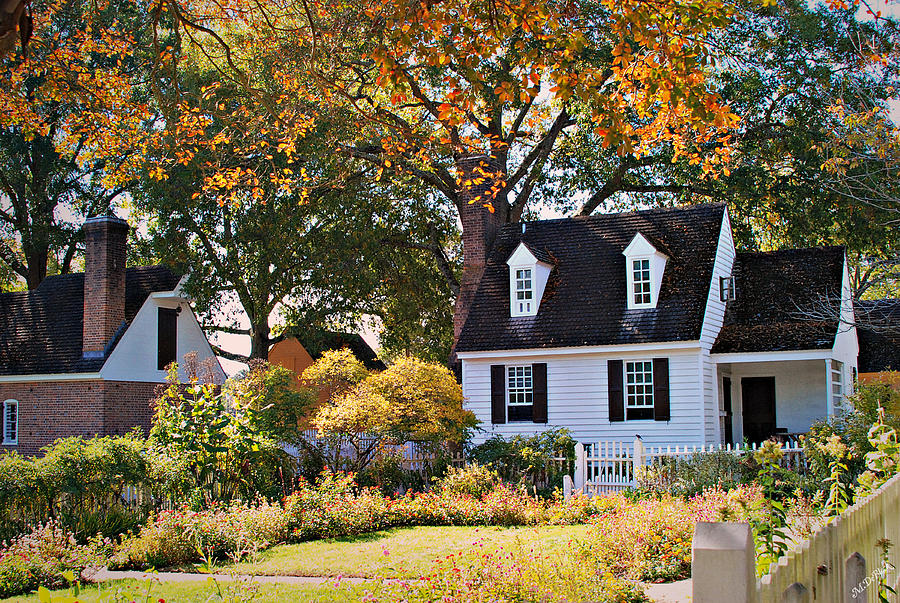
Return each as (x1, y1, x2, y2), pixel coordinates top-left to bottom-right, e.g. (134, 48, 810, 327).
(742, 377, 777, 444)
(723, 377, 734, 446)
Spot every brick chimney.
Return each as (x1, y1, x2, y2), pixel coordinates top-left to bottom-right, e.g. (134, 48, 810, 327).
(82, 215, 129, 358)
(452, 156, 507, 346)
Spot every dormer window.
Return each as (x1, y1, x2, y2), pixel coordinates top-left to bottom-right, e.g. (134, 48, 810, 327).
(515, 268, 534, 314)
(507, 241, 553, 318)
(632, 259, 651, 306)
(720, 276, 735, 302)
(623, 233, 668, 310)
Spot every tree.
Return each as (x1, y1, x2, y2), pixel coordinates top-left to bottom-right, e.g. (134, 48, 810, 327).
(152, 0, 745, 350)
(0, 0, 152, 289)
(228, 360, 319, 446)
(550, 1, 899, 294)
(310, 354, 476, 472)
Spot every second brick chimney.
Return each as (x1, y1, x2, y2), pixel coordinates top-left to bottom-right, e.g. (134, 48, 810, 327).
(82, 215, 129, 358)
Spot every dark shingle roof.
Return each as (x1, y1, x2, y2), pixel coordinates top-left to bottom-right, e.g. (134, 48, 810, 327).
(711, 247, 845, 353)
(295, 330, 385, 371)
(455, 203, 726, 353)
(0, 266, 181, 376)
(856, 299, 900, 373)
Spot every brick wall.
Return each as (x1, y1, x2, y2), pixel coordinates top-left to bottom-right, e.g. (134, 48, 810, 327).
(0, 379, 160, 456)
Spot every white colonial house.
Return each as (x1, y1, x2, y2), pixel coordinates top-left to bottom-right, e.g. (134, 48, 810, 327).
(454, 203, 858, 446)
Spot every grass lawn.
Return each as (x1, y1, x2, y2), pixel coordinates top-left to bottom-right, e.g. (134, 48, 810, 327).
(0, 578, 369, 603)
(225, 524, 591, 578)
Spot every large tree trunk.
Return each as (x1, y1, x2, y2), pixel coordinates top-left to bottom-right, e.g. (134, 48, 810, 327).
(451, 156, 510, 361)
(24, 246, 47, 290)
(249, 320, 270, 361)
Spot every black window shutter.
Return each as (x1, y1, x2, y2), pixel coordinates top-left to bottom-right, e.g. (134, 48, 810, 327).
(532, 363, 548, 423)
(653, 357, 670, 421)
(490, 365, 506, 424)
(608, 359, 624, 422)
(158, 308, 178, 370)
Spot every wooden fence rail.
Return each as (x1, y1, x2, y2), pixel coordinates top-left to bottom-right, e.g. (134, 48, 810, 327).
(693, 472, 900, 602)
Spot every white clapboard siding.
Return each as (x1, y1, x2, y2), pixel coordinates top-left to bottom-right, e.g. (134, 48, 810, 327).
(463, 348, 707, 446)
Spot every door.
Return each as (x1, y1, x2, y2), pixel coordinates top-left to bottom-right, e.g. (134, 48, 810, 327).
(723, 377, 733, 446)
(742, 377, 777, 444)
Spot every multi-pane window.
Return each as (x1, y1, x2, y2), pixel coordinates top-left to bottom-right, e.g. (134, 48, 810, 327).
(720, 276, 736, 302)
(832, 360, 845, 413)
(515, 268, 534, 314)
(626, 361, 654, 409)
(2, 400, 17, 445)
(632, 259, 651, 305)
(507, 366, 533, 405)
(507, 365, 534, 421)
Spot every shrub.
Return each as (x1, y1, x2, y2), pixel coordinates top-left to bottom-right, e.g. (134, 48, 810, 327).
(803, 382, 900, 485)
(283, 472, 389, 541)
(582, 487, 762, 582)
(436, 463, 499, 498)
(468, 428, 575, 493)
(150, 365, 289, 504)
(110, 500, 290, 570)
(0, 521, 105, 598)
(0, 432, 156, 542)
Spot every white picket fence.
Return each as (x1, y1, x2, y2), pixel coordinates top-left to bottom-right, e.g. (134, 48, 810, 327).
(693, 472, 900, 602)
(565, 437, 805, 496)
(289, 429, 465, 474)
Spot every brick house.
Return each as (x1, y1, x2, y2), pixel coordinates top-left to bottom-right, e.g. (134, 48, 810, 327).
(0, 215, 225, 455)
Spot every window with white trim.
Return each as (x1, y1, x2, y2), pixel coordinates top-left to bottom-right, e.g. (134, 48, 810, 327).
(632, 259, 651, 306)
(507, 365, 533, 421)
(2, 400, 17, 445)
(832, 360, 845, 413)
(626, 361, 654, 420)
(514, 268, 534, 315)
(720, 276, 736, 302)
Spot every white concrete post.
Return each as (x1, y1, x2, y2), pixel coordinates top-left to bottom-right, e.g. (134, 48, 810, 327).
(574, 442, 586, 492)
(692, 522, 756, 603)
(782, 583, 809, 603)
(563, 475, 573, 500)
(844, 552, 867, 602)
(632, 436, 646, 487)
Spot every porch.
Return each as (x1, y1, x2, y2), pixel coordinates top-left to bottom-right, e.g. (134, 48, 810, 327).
(713, 353, 850, 445)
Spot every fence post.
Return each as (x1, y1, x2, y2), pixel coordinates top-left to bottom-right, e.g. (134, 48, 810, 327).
(844, 552, 867, 602)
(563, 475, 573, 500)
(782, 583, 809, 603)
(692, 522, 755, 603)
(632, 436, 645, 488)
(574, 442, 586, 492)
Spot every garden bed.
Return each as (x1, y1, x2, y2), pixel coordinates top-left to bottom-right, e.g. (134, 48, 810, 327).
(221, 524, 591, 578)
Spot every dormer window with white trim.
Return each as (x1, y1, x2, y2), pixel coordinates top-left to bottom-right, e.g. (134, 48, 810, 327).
(623, 233, 668, 310)
(514, 268, 534, 314)
(507, 241, 553, 318)
(631, 259, 651, 306)
(720, 276, 736, 302)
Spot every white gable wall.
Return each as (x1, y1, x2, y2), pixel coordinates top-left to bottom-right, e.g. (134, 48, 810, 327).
(832, 256, 859, 390)
(101, 295, 225, 383)
(461, 345, 706, 445)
